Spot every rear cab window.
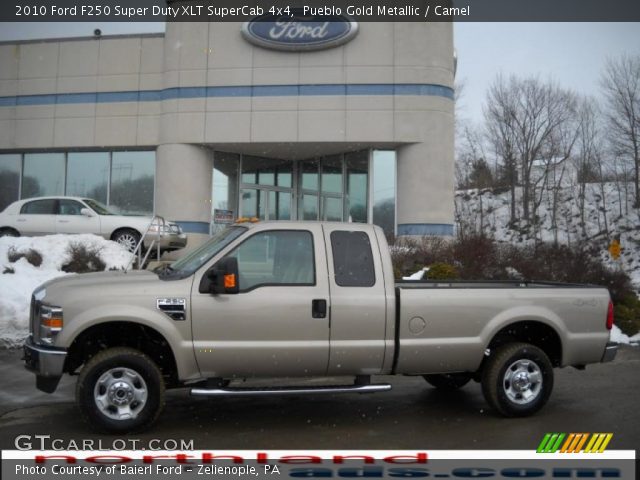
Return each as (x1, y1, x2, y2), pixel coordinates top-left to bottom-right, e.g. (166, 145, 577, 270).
(330, 230, 376, 287)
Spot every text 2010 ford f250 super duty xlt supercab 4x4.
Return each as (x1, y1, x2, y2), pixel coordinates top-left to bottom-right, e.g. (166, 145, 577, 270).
(23, 221, 618, 432)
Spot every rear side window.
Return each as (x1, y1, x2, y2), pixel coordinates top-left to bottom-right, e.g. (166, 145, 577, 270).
(20, 199, 57, 214)
(330, 230, 375, 287)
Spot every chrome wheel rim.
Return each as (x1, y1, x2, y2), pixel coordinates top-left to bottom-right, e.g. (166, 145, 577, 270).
(116, 233, 138, 252)
(503, 359, 542, 405)
(94, 367, 148, 421)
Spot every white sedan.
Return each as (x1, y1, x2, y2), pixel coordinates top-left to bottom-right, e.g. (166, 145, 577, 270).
(0, 196, 187, 253)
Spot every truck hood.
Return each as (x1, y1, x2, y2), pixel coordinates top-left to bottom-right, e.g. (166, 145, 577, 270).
(40, 270, 162, 306)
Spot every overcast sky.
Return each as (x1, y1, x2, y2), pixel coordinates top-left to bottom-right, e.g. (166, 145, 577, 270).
(1, 22, 639, 123)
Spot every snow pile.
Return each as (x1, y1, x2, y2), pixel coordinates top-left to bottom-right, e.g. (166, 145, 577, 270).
(610, 325, 640, 346)
(0, 235, 132, 348)
(402, 267, 429, 280)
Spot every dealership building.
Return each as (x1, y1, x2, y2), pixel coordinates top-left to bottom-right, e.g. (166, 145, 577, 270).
(0, 14, 455, 245)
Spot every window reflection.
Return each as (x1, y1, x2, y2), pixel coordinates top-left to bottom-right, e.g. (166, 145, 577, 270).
(213, 152, 239, 221)
(0, 154, 20, 211)
(372, 150, 396, 239)
(321, 155, 343, 194)
(346, 151, 368, 223)
(23, 153, 65, 198)
(110, 151, 155, 215)
(66, 152, 109, 204)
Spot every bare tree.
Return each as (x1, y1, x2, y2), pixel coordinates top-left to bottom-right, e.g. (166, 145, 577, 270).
(600, 54, 640, 207)
(574, 97, 602, 236)
(485, 75, 577, 226)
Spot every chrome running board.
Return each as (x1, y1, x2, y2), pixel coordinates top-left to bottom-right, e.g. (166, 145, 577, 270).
(190, 383, 391, 397)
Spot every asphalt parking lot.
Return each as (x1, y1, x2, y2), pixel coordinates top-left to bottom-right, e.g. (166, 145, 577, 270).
(1, 346, 638, 452)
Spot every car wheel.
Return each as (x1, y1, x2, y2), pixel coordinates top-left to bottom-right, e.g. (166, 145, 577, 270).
(423, 373, 472, 390)
(113, 229, 141, 253)
(481, 342, 553, 417)
(0, 228, 19, 237)
(76, 347, 165, 433)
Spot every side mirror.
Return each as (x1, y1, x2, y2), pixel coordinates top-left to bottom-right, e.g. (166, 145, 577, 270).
(80, 208, 94, 217)
(208, 257, 239, 294)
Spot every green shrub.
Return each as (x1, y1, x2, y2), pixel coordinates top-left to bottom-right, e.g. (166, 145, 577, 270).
(427, 262, 459, 280)
(614, 294, 640, 336)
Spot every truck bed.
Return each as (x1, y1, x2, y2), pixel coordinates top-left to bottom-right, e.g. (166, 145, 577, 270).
(393, 281, 610, 375)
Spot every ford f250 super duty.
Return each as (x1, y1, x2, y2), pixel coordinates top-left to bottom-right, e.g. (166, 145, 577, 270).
(23, 221, 618, 432)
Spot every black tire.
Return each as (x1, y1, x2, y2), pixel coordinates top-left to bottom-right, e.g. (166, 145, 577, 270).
(112, 229, 141, 253)
(76, 347, 165, 433)
(481, 342, 553, 417)
(423, 373, 472, 390)
(0, 227, 19, 237)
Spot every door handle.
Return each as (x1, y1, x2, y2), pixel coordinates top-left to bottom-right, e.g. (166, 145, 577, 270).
(58, 220, 69, 223)
(311, 299, 327, 319)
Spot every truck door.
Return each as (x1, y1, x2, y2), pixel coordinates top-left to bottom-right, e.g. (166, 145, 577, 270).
(191, 225, 330, 378)
(322, 225, 388, 375)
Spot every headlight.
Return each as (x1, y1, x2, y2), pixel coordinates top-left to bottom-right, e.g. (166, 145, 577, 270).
(149, 224, 171, 234)
(39, 305, 63, 345)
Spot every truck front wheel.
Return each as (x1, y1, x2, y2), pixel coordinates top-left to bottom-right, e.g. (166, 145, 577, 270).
(76, 347, 165, 433)
(481, 342, 553, 417)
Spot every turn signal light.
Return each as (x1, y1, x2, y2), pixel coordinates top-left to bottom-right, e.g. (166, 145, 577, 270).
(224, 274, 237, 289)
(42, 317, 63, 329)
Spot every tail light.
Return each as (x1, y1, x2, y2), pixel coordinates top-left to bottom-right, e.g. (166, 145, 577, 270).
(606, 300, 614, 330)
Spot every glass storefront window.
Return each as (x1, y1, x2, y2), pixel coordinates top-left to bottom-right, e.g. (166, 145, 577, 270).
(66, 152, 109, 204)
(346, 151, 368, 223)
(372, 150, 396, 239)
(110, 151, 155, 215)
(323, 196, 343, 221)
(22, 153, 65, 198)
(242, 156, 292, 188)
(213, 151, 239, 214)
(269, 191, 291, 220)
(0, 154, 20, 211)
(321, 155, 343, 194)
(300, 193, 318, 220)
(300, 160, 319, 191)
(241, 188, 266, 220)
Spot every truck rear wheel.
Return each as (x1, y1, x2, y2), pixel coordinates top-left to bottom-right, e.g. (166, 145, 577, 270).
(76, 347, 165, 433)
(423, 373, 472, 390)
(481, 342, 553, 417)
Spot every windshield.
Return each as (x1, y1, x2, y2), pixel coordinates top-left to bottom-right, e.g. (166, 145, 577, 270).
(83, 198, 115, 215)
(164, 226, 247, 277)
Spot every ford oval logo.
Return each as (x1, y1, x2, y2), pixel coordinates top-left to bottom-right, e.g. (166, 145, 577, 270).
(242, 11, 359, 51)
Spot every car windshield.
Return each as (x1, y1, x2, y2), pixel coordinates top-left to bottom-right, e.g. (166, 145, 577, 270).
(162, 226, 247, 278)
(83, 198, 115, 215)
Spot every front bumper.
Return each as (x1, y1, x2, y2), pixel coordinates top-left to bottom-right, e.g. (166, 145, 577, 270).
(23, 338, 67, 393)
(601, 342, 618, 363)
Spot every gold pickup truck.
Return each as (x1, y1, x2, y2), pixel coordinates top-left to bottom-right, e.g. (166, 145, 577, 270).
(23, 221, 617, 432)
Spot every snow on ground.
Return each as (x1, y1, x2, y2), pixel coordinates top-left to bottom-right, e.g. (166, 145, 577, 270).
(609, 325, 640, 345)
(0, 235, 131, 348)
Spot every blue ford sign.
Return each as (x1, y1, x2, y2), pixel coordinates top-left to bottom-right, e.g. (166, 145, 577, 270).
(242, 11, 359, 51)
